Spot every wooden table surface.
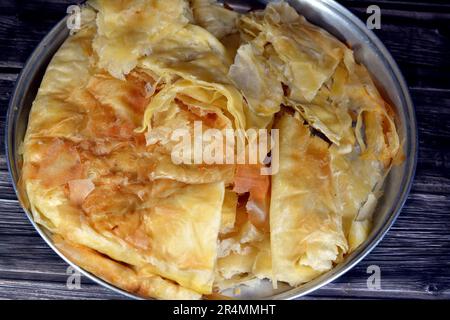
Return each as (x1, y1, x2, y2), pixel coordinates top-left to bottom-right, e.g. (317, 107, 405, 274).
(0, 0, 449, 300)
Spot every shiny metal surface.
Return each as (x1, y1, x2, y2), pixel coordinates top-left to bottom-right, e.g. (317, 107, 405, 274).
(5, 0, 417, 300)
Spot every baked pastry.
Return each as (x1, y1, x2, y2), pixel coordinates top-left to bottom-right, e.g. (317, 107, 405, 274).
(21, 0, 401, 299)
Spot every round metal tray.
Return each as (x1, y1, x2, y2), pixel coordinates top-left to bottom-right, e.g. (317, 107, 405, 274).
(5, 0, 417, 299)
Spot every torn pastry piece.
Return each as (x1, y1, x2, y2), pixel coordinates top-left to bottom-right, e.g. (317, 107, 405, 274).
(330, 51, 400, 163)
(287, 77, 356, 149)
(127, 1, 234, 85)
(360, 108, 400, 167)
(93, 0, 235, 85)
(292, 100, 355, 150)
(228, 42, 283, 128)
(214, 275, 261, 293)
(214, 235, 271, 292)
(252, 237, 272, 280)
(220, 189, 238, 234)
(86, 70, 156, 127)
(218, 218, 265, 259)
(233, 164, 270, 232)
(81, 181, 225, 295)
(287, 48, 400, 159)
(140, 83, 237, 184)
(134, 182, 225, 293)
(138, 23, 232, 84)
(90, 0, 192, 79)
(330, 145, 382, 252)
(215, 203, 271, 291)
(191, 0, 239, 39)
(145, 92, 233, 151)
(140, 79, 246, 133)
(263, 2, 346, 102)
(217, 246, 258, 280)
(231, 1, 347, 127)
(326, 100, 400, 247)
(270, 113, 348, 286)
(238, 8, 265, 41)
(237, 2, 346, 102)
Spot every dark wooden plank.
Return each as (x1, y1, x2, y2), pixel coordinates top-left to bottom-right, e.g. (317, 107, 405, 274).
(0, 77, 16, 167)
(341, 8, 450, 91)
(0, 281, 125, 300)
(0, 197, 125, 299)
(0, 14, 59, 71)
(0, 0, 78, 17)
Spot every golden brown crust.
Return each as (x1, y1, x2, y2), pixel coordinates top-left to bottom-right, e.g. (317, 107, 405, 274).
(54, 236, 201, 299)
(22, 1, 402, 299)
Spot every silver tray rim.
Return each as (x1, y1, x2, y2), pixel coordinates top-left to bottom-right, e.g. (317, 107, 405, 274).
(5, 0, 418, 300)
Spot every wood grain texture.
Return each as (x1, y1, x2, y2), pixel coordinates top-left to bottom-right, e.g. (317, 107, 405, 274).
(0, 0, 449, 300)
